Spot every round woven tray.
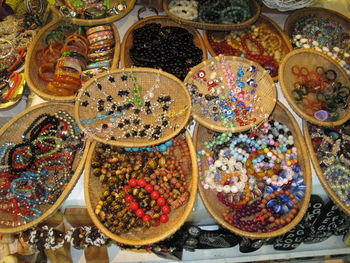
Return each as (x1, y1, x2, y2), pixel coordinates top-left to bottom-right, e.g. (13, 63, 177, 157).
(120, 15, 208, 68)
(284, 7, 350, 40)
(84, 131, 198, 245)
(193, 102, 312, 239)
(24, 19, 120, 103)
(279, 49, 350, 127)
(0, 102, 89, 234)
(74, 67, 192, 147)
(50, 0, 136, 26)
(203, 15, 292, 82)
(163, 0, 261, 31)
(303, 120, 350, 216)
(184, 56, 276, 133)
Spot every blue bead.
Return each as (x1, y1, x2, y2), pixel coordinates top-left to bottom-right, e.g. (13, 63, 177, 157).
(116, 112, 122, 117)
(165, 140, 173, 146)
(97, 113, 102, 118)
(147, 147, 153, 152)
(159, 144, 167, 152)
(156, 146, 160, 150)
(87, 119, 93, 125)
(132, 148, 139, 152)
(81, 120, 86, 125)
(214, 117, 218, 121)
(110, 118, 115, 123)
(124, 147, 131, 151)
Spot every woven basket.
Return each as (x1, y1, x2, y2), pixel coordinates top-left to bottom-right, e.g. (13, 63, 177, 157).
(303, 120, 350, 216)
(163, 0, 261, 31)
(120, 15, 208, 68)
(50, 0, 136, 26)
(24, 19, 120, 103)
(263, 0, 313, 12)
(0, 102, 89, 234)
(193, 102, 312, 239)
(203, 15, 292, 82)
(184, 56, 277, 133)
(84, 131, 198, 245)
(279, 49, 350, 127)
(284, 7, 350, 40)
(74, 68, 192, 147)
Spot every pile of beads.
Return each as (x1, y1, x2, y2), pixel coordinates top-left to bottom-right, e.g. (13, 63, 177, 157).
(0, 111, 83, 226)
(290, 65, 350, 122)
(308, 121, 350, 206)
(23, 225, 65, 250)
(185, 57, 267, 128)
(197, 120, 306, 232)
(65, 226, 110, 249)
(169, 0, 252, 24)
(92, 136, 190, 234)
(207, 22, 287, 78)
(130, 23, 202, 81)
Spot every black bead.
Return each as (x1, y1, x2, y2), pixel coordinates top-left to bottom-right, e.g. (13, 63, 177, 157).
(106, 95, 113, 102)
(97, 83, 102, 90)
(162, 105, 169, 111)
(110, 136, 116, 140)
(131, 131, 137, 137)
(83, 91, 90, 97)
(117, 106, 123, 112)
(125, 133, 131, 138)
(108, 76, 115, 82)
(81, 101, 89, 107)
(134, 109, 140, 114)
(133, 119, 140, 125)
(162, 120, 168, 126)
(144, 124, 150, 129)
(121, 75, 128, 81)
(98, 99, 104, 105)
(102, 124, 108, 129)
(146, 109, 152, 115)
(98, 106, 104, 112)
(124, 119, 130, 125)
(145, 101, 151, 107)
(118, 123, 124, 128)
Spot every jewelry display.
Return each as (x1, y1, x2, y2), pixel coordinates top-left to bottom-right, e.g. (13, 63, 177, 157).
(65, 226, 110, 249)
(23, 225, 65, 250)
(184, 56, 276, 133)
(129, 23, 203, 81)
(197, 117, 306, 233)
(75, 68, 191, 146)
(0, 108, 84, 227)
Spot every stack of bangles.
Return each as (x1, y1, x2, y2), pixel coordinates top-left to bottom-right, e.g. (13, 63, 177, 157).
(83, 25, 115, 79)
(0, 72, 25, 101)
(37, 24, 115, 96)
(290, 65, 350, 122)
(197, 120, 306, 232)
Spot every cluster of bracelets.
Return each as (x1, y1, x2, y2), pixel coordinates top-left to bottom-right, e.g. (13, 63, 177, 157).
(197, 120, 306, 232)
(37, 23, 115, 96)
(92, 136, 190, 235)
(207, 23, 285, 78)
(0, 111, 83, 226)
(290, 65, 350, 122)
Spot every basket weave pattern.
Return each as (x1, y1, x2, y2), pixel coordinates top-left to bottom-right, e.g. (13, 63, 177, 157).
(263, 0, 313, 12)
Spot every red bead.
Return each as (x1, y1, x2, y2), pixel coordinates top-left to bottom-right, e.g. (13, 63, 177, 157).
(135, 208, 144, 218)
(129, 201, 139, 211)
(124, 194, 133, 203)
(157, 197, 166, 206)
(159, 214, 169, 223)
(142, 214, 151, 222)
(145, 184, 153, 193)
(137, 178, 147, 187)
(150, 191, 160, 200)
(161, 205, 171, 214)
(129, 178, 137, 187)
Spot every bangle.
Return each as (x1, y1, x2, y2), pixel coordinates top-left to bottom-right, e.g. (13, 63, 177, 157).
(82, 67, 108, 80)
(86, 25, 112, 36)
(87, 60, 111, 69)
(89, 34, 114, 45)
(54, 75, 81, 86)
(87, 31, 113, 43)
(50, 80, 80, 91)
(7, 49, 26, 73)
(0, 38, 14, 60)
(88, 49, 113, 59)
(2, 72, 21, 100)
(84, 5, 107, 19)
(91, 55, 113, 62)
(56, 58, 82, 74)
(61, 51, 87, 61)
(38, 63, 55, 82)
(55, 69, 81, 80)
(46, 82, 76, 96)
(59, 56, 87, 70)
(66, 34, 89, 48)
(89, 40, 115, 50)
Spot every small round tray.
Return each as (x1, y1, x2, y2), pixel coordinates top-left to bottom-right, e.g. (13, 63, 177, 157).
(50, 0, 136, 26)
(279, 49, 350, 127)
(184, 56, 276, 133)
(203, 15, 292, 82)
(84, 131, 198, 245)
(194, 102, 311, 239)
(163, 0, 261, 31)
(0, 102, 89, 233)
(74, 68, 192, 147)
(24, 19, 120, 102)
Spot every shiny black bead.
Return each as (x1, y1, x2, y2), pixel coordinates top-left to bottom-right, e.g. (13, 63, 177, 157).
(108, 76, 115, 82)
(106, 95, 113, 102)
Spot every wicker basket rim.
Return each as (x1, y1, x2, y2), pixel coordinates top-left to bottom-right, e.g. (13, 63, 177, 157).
(193, 101, 312, 238)
(84, 131, 198, 245)
(120, 15, 208, 68)
(49, 0, 136, 26)
(74, 67, 192, 147)
(302, 120, 350, 216)
(0, 102, 90, 234)
(184, 55, 277, 133)
(162, 0, 261, 31)
(202, 14, 293, 82)
(278, 48, 350, 127)
(24, 18, 120, 102)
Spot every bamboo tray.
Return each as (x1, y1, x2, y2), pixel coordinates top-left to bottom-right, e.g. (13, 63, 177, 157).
(74, 68, 192, 147)
(50, 0, 136, 26)
(84, 131, 198, 245)
(303, 120, 350, 216)
(279, 49, 350, 127)
(0, 103, 89, 234)
(163, 0, 261, 31)
(120, 15, 208, 71)
(194, 102, 312, 239)
(284, 7, 350, 41)
(203, 15, 292, 82)
(24, 19, 120, 102)
(184, 56, 276, 133)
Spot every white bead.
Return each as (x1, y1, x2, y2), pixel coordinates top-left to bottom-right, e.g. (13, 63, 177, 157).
(237, 182, 245, 191)
(322, 46, 329, 52)
(345, 53, 350, 58)
(223, 185, 231, 193)
(283, 178, 289, 184)
(315, 47, 322, 52)
(327, 51, 333, 57)
(312, 40, 319, 46)
(231, 185, 238, 193)
(302, 44, 310, 49)
(216, 185, 223, 192)
(300, 38, 308, 43)
(333, 46, 340, 53)
(203, 184, 209, 189)
(210, 72, 217, 80)
(296, 42, 301, 48)
(339, 60, 347, 67)
(266, 178, 272, 184)
(222, 165, 227, 171)
(267, 152, 273, 157)
(295, 34, 302, 40)
(214, 160, 222, 167)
